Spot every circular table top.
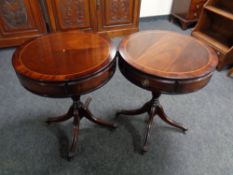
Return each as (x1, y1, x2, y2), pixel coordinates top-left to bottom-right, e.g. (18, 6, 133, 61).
(118, 30, 218, 80)
(12, 31, 115, 82)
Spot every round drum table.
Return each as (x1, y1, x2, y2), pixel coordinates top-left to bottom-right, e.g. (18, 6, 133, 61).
(117, 30, 218, 152)
(12, 31, 117, 159)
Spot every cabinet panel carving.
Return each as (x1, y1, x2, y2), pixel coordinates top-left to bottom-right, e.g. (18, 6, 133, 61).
(0, 0, 28, 29)
(97, 0, 140, 36)
(46, 0, 95, 31)
(106, 0, 133, 25)
(109, 0, 131, 23)
(46, 0, 140, 36)
(0, 0, 46, 48)
(61, 0, 85, 27)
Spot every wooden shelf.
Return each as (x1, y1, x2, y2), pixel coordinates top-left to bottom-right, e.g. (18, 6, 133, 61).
(192, 0, 233, 70)
(205, 6, 233, 20)
(192, 31, 229, 54)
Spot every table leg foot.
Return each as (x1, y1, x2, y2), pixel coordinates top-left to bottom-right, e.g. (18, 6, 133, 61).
(142, 146, 149, 153)
(157, 105, 188, 132)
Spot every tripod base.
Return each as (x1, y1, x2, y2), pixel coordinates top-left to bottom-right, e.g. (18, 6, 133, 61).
(116, 92, 188, 153)
(47, 96, 117, 160)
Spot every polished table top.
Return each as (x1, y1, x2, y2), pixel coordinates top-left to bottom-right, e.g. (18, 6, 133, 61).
(13, 31, 115, 82)
(118, 30, 218, 80)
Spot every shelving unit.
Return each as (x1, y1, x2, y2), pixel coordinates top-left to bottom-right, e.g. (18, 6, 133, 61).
(192, 0, 233, 71)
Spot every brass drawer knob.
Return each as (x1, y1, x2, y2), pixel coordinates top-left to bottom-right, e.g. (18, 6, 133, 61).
(196, 4, 200, 9)
(141, 79, 149, 87)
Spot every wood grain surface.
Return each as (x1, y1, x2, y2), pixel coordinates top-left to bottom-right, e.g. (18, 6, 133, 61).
(12, 31, 116, 82)
(119, 30, 218, 80)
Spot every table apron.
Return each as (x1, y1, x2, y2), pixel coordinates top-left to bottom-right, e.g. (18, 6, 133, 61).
(15, 60, 116, 98)
(119, 58, 213, 94)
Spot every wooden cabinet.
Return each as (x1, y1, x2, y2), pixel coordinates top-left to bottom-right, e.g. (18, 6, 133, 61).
(45, 0, 141, 37)
(170, 0, 207, 29)
(97, 0, 140, 36)
(192, 0, 233, 71)
(0, 0, 141, 48)
(0, 0, 47, 48)
(45, 0, 97, 32)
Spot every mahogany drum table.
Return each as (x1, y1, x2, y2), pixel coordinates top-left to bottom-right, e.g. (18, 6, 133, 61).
(12, 31, 117, 160)
(117, 30, 218, 152)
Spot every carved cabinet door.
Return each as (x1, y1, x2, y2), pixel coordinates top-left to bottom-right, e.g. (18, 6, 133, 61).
(45, 0, 97, 32)
(0, 0, 46, 48)
(97, 0, 141, 36)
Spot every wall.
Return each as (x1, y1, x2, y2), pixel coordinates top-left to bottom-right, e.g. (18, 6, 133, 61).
(140, 0, 173, 17)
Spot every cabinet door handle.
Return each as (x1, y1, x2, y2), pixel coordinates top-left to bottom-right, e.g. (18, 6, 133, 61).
(194, 12, 197, 17)
(196, 4, 200, 9)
